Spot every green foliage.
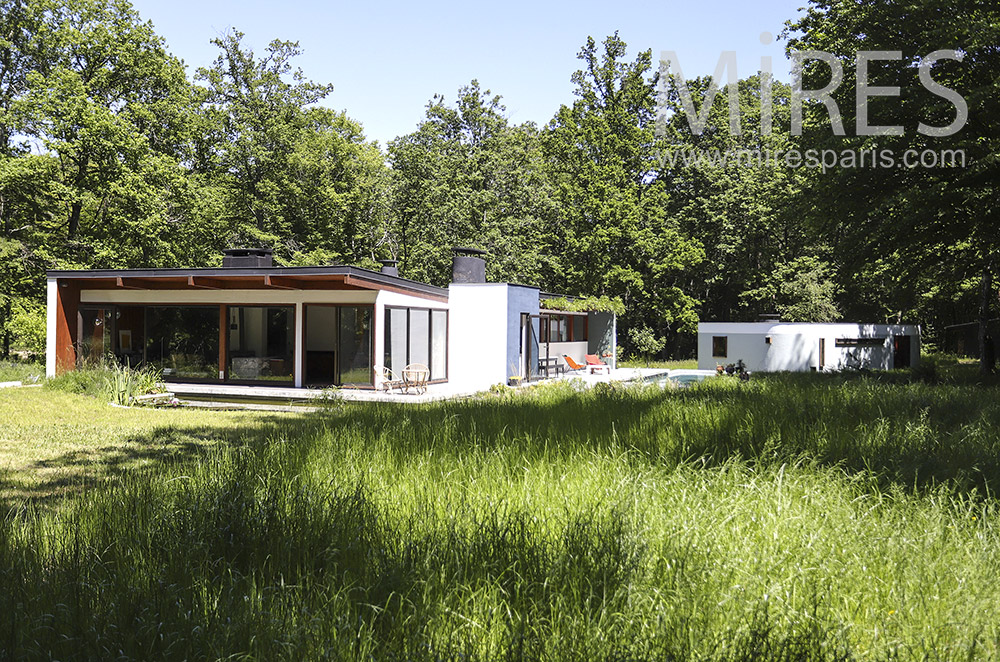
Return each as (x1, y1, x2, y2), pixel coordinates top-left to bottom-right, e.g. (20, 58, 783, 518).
(388, 81, 559, 285)
(742, 256, 842, 322)
(0, 359, 43, 382)
(540, 294, 625, 316)
(785, 0, 1000, 363)
(545, 34, 703, 340)
(627, 325, 667, 365)
(44, 363, 109, 395)
(101, 362, 162, 405)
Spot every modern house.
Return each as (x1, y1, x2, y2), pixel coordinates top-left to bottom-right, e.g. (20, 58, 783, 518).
(698, 321, 920, 373)
(45, 248, 617, 393)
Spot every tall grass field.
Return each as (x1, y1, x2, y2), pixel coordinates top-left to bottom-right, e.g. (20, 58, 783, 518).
(2, 362, 999, 660)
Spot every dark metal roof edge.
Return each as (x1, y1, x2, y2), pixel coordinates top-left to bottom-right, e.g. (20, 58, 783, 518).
(46, 265, 449, 298)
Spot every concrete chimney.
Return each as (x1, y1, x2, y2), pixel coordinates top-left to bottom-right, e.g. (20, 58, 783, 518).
(379, 259, 399, 277)
(222, 248, 273, 268)
(451, 247, 487, 284)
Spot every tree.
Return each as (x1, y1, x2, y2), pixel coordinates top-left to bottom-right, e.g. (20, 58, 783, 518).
(196, 30, 388, 265)
(786, 0, 1000, 372)
(657, 73, 828, 332)
(545, 34, 703, 350)
(389, 81, 559, 285)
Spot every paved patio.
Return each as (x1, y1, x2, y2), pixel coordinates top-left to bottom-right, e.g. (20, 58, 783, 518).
(166, 367, 671, 410)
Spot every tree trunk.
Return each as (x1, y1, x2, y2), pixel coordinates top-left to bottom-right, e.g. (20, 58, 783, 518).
(1, 299, 9, 359)
(68, 200, 83, 239)
(979, 263, 994, 376)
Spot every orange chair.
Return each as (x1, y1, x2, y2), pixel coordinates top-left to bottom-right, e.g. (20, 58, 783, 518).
(585, 354, 611, 374)
(565, 355, 610, 375)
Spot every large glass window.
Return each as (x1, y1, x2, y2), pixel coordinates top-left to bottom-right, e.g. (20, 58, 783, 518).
(339, 306, 372, 385)
(305, 306, 338, 384)
(78, 308, 113, 366)
(227, 306, 294, 382)
(408, 309, 430, 367)
(146, 306, 220, 380)
(431, 310, 447, 380)
(304, 305, 373, 386)
(115, 306, 145, 368)
(384, 307, 448, 380)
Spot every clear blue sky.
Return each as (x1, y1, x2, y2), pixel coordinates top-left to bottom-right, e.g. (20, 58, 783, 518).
(129, 0, 808, 147)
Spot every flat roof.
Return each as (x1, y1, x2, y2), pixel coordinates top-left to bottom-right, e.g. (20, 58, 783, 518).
(46, 265, 449, 301)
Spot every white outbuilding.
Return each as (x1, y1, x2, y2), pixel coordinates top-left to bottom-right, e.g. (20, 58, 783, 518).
(697, 322, 920, 373)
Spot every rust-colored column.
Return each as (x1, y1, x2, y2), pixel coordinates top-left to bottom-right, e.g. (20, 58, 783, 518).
(54, 280, 81, 374)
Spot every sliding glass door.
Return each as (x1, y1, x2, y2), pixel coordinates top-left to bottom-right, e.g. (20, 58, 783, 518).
(304, 305, 373, 386)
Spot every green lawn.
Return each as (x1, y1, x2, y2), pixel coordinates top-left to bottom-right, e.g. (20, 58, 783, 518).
(2, 365, 1000, 660)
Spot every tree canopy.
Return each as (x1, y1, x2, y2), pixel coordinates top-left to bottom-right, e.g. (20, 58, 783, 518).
(1, 0, 996, 363)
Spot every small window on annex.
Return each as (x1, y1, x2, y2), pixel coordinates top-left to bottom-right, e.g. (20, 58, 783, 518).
(712, 336, 728, 358)
(227, 306, 294, 382)
(145, 306, 220, 380)
(383, 307, 448, 381)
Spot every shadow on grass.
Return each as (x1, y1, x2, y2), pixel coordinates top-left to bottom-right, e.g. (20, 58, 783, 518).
(7, 368, 1000, 511)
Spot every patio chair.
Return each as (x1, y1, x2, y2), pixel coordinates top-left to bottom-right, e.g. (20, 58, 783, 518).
(565, 354, 609, 375)
(584, 354, 612, 374)
(376, 364, 405, 393)
(401, 363, 430, 394)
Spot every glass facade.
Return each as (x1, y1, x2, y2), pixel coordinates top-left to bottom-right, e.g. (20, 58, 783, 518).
(338, 306, 372, 385)
(304, 305, 373, 386)
(71, 300, 388, 387)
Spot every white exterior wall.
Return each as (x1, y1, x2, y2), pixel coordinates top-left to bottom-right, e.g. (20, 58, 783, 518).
(698, 322, 921, 372)
(45, 278, 58, 377)
(448, 284, 510, 392)
(546, 341, 588, 364)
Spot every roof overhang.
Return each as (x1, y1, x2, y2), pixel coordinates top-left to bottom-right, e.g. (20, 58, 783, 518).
(47, 266, 449, 302)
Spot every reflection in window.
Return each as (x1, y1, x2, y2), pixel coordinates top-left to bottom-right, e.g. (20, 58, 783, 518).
(78, 308, 113, 366)
(712, 336, 728, 358)
(146, 306, 220, 380)
(339, 306, 372, 385)
(228, 306, 294, 382)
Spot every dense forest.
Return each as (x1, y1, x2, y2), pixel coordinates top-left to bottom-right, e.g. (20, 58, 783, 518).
(1, 0, 996, 361)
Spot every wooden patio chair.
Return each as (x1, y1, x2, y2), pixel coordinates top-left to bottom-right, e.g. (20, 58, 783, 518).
(401, 363, 430, 394)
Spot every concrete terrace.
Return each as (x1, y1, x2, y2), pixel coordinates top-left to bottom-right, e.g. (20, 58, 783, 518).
(168, 367, 670, 410)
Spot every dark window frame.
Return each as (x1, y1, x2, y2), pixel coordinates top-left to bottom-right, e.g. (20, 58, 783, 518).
(303, 303, 376, 388)
(712, 336, 728, 358)
(383, 305, 449, 383)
